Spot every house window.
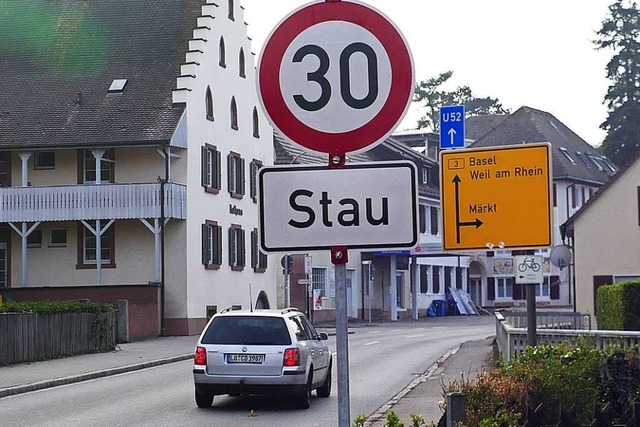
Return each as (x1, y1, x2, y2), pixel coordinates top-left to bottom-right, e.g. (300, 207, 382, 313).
(419, 205, 427, 234)
(535, 276, 551, 298)
(49, 229, 67, 247)
(201, 144, 221, 193)
(202, 220, 222, 269)
(312, 267, 327, 297)
(252, 107, 260, 138)
(421, 167, 429, 184)
(219, 37, 226, 68)
(228, 224, 245, 270)
(239, 48, 246, 78)
(34, 151, 55, 170)
(230, 97, 238, 130)
(496, 277, 513, 299)
(77, 222, 115, 268)
(249, 159, 262, 202)
(27, 229, 42, 248)
(429, 206, 439, 235)
(227, 152, 245, 198)
(228, 0, 234, 20)
(571, 185, 579, 208)
(80, 149, 114, 184)
(205, 87, 214, 121)
(251, 228, 267, 272)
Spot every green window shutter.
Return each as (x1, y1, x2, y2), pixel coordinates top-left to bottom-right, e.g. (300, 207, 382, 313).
(201, 147, 208, 187)
(215, 225, 223, 265)
(228, 227, 235, 266)
(215, 150, 221, 190)
(201, 224, 210, 265)
(550, 275, 560, 300)
(227, 154, 234, 194)
(239, 229, 246, 267)
(240, 158, 246, 195)
(251, 230, 258, 268)
(487, 277, 495, 300)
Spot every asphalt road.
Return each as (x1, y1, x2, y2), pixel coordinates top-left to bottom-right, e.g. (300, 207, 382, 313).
(0, 316, 494, 427)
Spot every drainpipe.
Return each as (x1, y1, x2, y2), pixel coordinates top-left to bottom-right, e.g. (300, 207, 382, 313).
(18, 153, 31, 286)
(160, 147, 169, 336)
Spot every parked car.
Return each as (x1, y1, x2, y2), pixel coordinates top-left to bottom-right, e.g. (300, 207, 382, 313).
(193, 307, 332, 409)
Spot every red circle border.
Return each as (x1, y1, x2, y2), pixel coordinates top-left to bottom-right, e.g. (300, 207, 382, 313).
(258, 1, 414, 154)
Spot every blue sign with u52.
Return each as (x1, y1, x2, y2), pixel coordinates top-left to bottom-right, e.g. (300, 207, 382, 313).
(439, 105, 465, 149)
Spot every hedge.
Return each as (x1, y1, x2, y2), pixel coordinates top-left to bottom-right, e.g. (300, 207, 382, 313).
(596, 280, 640, 330)
(0, 300, 115, 314)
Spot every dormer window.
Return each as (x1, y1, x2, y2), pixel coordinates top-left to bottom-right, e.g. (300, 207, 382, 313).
(421, 167, 429, 184)
(559, 147, 576, 164)
(108, 79, 127, 94)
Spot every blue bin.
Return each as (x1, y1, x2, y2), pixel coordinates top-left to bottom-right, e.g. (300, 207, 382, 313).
(432, 299, 446, 317)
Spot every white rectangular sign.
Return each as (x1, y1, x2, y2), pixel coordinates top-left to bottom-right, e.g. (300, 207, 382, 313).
(514, 255, 544, 284)
(259, 162, 418, 252)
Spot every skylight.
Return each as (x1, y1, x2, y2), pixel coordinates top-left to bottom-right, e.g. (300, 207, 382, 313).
(558, 147, 576, 164)
(108, 79, 128, 94)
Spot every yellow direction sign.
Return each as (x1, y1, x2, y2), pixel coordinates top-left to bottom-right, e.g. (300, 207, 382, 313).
(440, 143, 552, 251)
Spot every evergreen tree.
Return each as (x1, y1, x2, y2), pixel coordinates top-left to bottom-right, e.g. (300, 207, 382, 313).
(595, 0, 640, 167)
(413, 71, 510, 132)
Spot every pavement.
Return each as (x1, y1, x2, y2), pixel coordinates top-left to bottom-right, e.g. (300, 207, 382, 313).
(0, 322, 496, 426)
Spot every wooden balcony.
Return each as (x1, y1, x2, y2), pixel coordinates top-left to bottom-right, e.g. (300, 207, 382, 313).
(0, 182, 186, 222)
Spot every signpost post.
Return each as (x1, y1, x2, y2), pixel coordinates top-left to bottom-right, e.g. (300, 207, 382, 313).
(440, 143, 553, 350)
(256, 2, 414, 426)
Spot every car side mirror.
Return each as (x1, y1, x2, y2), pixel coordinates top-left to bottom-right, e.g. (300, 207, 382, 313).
(318, 332, 328, 341)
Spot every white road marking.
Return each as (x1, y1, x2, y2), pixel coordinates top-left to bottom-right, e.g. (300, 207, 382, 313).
(364, 341, 380, 346)
(406, 334, 425, 338)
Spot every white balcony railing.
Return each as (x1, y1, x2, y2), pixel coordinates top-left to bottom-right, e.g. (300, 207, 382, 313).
(0, 182, 186, 222)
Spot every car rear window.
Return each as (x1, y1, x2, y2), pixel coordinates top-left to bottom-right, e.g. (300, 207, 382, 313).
(201, 316, 292, 345)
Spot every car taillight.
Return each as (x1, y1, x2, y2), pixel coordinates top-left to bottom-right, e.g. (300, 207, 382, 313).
(194, 346, 207, 365)
(283, 348, 301, 366)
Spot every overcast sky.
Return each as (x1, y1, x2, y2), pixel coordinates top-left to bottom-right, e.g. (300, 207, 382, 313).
(241, 0, 613, 147)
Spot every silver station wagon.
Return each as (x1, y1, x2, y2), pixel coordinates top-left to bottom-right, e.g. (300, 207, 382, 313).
(193, 307, 332, 409)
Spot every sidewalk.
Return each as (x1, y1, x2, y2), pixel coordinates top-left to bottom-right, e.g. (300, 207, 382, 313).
(0, 327, 496, 427)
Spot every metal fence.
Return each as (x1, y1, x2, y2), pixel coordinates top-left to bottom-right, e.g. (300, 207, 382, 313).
(496, 311, 640, 362)
(0, 311, 117, 366)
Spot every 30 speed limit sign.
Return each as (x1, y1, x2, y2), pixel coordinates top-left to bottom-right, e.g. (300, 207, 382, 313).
(257, 0, 414, 154)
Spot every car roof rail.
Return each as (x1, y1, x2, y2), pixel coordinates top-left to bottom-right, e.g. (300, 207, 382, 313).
(220, 305, 242, 314)
(281, 307, 300, 315)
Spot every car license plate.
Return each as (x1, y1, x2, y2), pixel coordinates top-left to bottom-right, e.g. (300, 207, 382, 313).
(226, 353, 265, 364)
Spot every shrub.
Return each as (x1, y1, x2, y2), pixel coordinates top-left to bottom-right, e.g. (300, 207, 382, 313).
(597, 280, 640, 330)
(0, 300, 114, 314)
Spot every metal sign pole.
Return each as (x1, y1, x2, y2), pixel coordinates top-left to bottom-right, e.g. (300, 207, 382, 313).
(328, 152, 350, 427)
(333, 247, 350, 427)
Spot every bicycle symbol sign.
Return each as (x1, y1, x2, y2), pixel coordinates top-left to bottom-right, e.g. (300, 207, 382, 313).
(514, 255, 544, 284)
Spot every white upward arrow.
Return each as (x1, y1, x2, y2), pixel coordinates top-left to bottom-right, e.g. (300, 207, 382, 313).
(448, 128, 457, 145)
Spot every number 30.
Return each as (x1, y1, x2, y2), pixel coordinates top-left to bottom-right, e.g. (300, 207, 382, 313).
(292, 42, 379, 112)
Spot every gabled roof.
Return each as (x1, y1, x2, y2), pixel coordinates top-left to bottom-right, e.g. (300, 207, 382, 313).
(274, 132, 440, 199)
(0, 0, 204, 149)
(562, 150, 640, 238)
(470, 106, 617, 185)
(465, 114, 508, 141)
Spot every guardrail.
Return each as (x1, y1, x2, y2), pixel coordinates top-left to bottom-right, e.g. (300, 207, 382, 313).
(495, 311, 640, 362)
(0, 311, 117, 366)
